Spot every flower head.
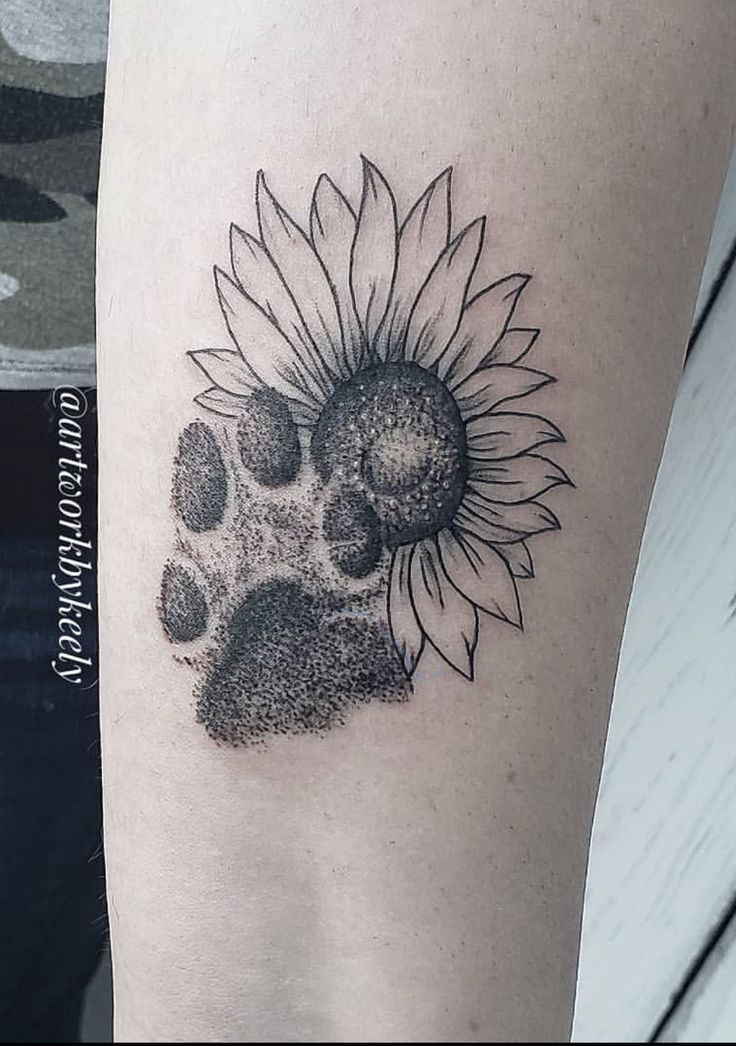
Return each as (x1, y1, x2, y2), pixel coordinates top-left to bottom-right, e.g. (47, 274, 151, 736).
(190, 159, 570, 680)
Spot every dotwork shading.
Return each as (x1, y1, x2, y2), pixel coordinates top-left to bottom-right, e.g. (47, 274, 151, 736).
(159, 158, 571, 746)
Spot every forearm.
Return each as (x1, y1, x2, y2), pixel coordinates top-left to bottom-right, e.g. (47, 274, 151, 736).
(97, 1, 736, 1040)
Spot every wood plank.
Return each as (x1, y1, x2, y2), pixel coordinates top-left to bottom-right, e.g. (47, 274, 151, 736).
(573, 255, 736, 1042)
(657, 910, 736, 1042)
(694, 144, 736, 323)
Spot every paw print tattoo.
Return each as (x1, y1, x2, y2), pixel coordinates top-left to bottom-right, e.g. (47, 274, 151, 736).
(159, 158, 571, 746)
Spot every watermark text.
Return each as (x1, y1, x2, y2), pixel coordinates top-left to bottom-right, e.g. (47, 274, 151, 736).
(51, 386, 95, 685)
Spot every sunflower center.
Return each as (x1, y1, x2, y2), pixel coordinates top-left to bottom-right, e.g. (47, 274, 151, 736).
(363, 427, 435, 494)
(311, 362, 468, 549)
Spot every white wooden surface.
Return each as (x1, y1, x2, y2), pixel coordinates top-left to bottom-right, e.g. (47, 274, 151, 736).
(573, 171, 736, 1041)
(694, 145, 736, 323)
(658, 911, 736, 1043)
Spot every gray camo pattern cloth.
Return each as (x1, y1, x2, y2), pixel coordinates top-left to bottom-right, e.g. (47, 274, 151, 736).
(0, 1, 108, 389)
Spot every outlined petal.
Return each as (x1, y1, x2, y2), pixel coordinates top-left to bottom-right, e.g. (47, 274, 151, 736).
(409, 538, 478, 679)
(438, 528, 522, 627)
(194, 386, 248, 418)
(469, 454, 572, 503)
(404, 217, 485, 366)
(350, 156, 398, 352)
(230, 225, 319, 369)
(256, 170, 343, 383)
(487, 327, 540, 366)
(214, 267, 322, 407)
(460, 490, 560, 541)
(387, 545, 424, 676)
(466, 411, 564, 460)
(188, 349, 260, 395)
(454, 504, 526, 545)
(310, 174, 363, 376)
(438, 273, 530, 382)
(453, 364, 554, 417)
(496, 540, 534, 579)
(376, 167, 452, 359)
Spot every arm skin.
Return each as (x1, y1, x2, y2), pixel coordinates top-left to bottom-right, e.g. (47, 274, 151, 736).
(97, 2, 736, 1041)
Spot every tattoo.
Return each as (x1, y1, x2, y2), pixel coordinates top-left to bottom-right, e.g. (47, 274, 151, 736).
(159, 158, 571, 746)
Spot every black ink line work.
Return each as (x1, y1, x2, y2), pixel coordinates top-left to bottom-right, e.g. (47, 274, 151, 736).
(159, 158, 571, 745)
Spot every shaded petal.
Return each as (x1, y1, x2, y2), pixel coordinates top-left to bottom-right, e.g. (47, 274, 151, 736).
(256, 171, 343, 383)
(230, 225, 320, 371)
(405, 217, 485, 366)
(453, 364, 553, 417)
(409, 538, 478, 679)
(437, 274, 530, 382)
(459, 490, 560, 542)
(350, 157, 398, 353)
(466, 411, 564, 460)
(387, 545, 424, 676)
(194, 386, 248, 418)
(188, 349, 260, 395)
(310, 174, 364, 375)
(496, 540, 534, 579)
(214, 267, 321, 407)
(487, 327, 540, 366)
(454, 504, 526, 545)
(469, 454, 572, 503)
(438, 528, 521, 626)
(376, 167, 452, 360)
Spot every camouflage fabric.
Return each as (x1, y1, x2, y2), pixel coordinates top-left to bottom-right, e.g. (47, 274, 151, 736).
(0, 2, 107, 389)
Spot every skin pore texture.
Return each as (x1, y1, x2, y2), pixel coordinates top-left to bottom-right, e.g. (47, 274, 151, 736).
(98, 2, 736, 1041)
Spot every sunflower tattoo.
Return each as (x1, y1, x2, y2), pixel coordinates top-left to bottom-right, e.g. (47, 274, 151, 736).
(159, 158, 571, 745)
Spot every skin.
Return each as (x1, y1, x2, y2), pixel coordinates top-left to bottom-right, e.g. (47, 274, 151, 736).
(97, 2, 736, 1041)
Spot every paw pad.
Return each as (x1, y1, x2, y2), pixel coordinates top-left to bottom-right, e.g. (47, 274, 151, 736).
(195, 579, 408, 746)
(159, 562, 209, 643)
(236, 389, 301, 488)
(172, 421, 227, 532)
(322, 489, 381, 579)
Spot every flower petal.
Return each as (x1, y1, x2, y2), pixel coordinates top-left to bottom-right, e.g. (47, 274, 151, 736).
(376, 167, 452, 360)
(438, 529, 522, 626)
(487, 327, 540, 366)
(454, 505, 524, 545)
(387, 545, 424, 676)
(469, 454, 571, 503)
(437, 274, 530, 382)
(453, 364, 553, 417)
(496, 541, 534, 579)
(459, 490, 560, 542)
(214, 267, 322, 407)
(230, 225, 319, 368)
(194, 386, 248, 418)
(256, 171, 343, 383)
(188, 349, 260, 395)
(350, 157, 398, 353)
(404, 217, 485, 366)
(409, 538, 478, 679)
(310, 174, 363, 376)
(466, 411, 564, 460)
